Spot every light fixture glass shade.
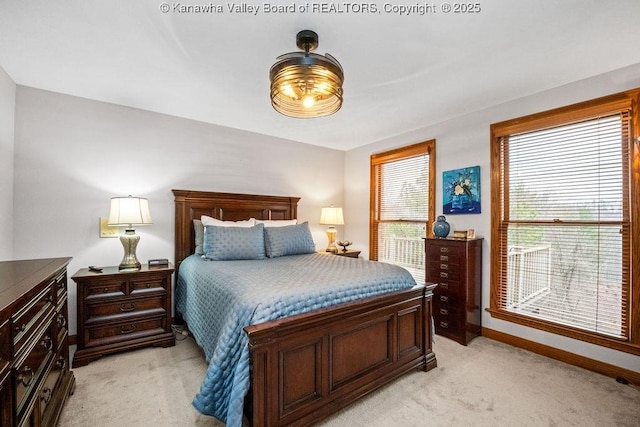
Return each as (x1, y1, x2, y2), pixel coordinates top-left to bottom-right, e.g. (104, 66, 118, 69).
(320, 206, 344, 253)
(108, 196, 152, 270)
(270, 30, 344, 118)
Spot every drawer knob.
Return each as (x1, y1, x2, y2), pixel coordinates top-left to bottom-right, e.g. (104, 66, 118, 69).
(15, 324, 26, 334)
(103, 287, 109, 293)
(439, 321, 449, 329)
(440, 264, 448, 270)
(57, 314, 67, 328)
(41, 335, 53, 351)
(440, 255, 449, 261)
(440, 295, 449, 302)
(440, 272, 449, 278)
(440, 247, 449, 253)
(440, 308, 449, 315)
(120, 302, 136, 312)
(55, 356, 66, 370)
(120, 324, 137, 334)
(41, 387, 52, 404)
(440, 282, 449, 289)
(17, 366, 34, 387)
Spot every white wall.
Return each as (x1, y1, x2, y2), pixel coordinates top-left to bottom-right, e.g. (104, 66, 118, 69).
(344, 63, 640, 373)
(0, 66, 16, 260)
(13, 86, 345, 335)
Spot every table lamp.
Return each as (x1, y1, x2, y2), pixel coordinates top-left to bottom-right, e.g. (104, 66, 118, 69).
(320, 206, 344, 253)
(108, 195, 153, 270)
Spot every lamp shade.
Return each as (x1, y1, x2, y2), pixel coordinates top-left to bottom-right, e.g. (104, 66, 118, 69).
(108, 196, 153, 227)
(320, 207, 344, 226)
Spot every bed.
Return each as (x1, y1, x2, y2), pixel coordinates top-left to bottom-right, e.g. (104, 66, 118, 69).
(173, 189, 437, 427)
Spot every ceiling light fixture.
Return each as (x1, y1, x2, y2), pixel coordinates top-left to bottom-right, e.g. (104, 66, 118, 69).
(269, 30, 344, 118)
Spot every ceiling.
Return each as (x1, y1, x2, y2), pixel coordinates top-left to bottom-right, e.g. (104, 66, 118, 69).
(1, 1, 640, 151)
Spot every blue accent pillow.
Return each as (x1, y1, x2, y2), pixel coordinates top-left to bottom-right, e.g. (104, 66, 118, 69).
(264, 222, 316, 258)
(203, 223, 266, 260)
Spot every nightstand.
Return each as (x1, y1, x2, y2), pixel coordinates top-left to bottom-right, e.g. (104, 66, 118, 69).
(71, 264, 175, 367)
(334, 250, 361, 258)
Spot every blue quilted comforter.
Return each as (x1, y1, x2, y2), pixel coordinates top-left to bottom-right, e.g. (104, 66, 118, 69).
(176, 253, 417, 426)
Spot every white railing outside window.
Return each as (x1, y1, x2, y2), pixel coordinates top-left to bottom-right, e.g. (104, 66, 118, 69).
(380, 236, 425, 282)
(506, 245, 551, 309)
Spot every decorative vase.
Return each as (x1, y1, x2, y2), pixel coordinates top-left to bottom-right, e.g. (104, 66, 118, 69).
(433, 215, 450, 238)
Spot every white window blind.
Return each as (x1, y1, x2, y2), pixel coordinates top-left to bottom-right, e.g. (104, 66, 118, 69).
(496, 113, 630, 338)
(371, 141, 434, 283)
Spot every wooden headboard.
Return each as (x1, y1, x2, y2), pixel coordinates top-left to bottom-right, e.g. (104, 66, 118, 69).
(172, 189, 300, 269)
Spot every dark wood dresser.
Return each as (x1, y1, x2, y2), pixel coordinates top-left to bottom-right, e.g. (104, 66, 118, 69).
(71, 264, 175, 367)
(424, 237, 483, 345)
(0, 257, 75, 426)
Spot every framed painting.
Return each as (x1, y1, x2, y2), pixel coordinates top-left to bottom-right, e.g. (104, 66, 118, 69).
(443, 166, 481, 214)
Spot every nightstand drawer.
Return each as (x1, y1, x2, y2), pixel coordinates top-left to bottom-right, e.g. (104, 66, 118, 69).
(85, 296, 165, 320)
(130, 275, 168, 295)
(83, 315, 167, 348)
(85, 280, 127, 299)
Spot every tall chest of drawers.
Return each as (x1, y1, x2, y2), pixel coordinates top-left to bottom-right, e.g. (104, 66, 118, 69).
(71, 265, 175, 367)
(0, 257, 75, 427)
(424, 238, 483, 345)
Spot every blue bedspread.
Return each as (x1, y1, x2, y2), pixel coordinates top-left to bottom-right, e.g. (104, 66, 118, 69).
(176, 253, 417, 426)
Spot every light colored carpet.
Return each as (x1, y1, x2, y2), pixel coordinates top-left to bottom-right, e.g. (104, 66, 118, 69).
(59, 335, 639, 427)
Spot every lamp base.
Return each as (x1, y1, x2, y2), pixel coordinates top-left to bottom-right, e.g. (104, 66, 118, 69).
(118, 229, 141, 270)
(325, 226, 338, 253)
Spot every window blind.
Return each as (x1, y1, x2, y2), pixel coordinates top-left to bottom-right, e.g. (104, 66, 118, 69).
(370, 141, 435, 283)
(496, 113, 630, 339)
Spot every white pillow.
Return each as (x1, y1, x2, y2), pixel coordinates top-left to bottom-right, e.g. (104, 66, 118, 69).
(255, 219, 297, 227)
(201, 215, 256, 227)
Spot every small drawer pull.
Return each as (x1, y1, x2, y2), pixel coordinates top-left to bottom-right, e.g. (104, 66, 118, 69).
(440, 255, 449, 261)
(57, 313, 67, 328)
(55, 356, 66, 370)
(440, 282, 449, 289)
(440, 247, 449, 253)
(440, 264, 448, 270)
(120, 324, 136, 334)
(440, 272, 449, 278)
(15, 324, 26, 334)
(103, 287, 109, 293)
(17, 366, 34, 387)
(440, 308, 449, 315)
(41, 387, 52, 404)
(440, 295, 449, 302)
(120, 302, 136, 312)
(439, 321, 449, 329)
(41, 336, 53, 351)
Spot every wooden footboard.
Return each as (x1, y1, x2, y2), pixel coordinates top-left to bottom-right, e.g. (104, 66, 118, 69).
(244, 284, 437, 427)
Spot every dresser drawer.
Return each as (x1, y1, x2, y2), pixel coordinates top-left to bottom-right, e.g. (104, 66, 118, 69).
(426, 261, 461, 282)
(85, 295, 166, 320)
(12, 283, 55, 357)
(38, 349, 68, 420)
(0, 320, 9, 374)
(433, 290, 462, 311)
(83, 314, 167, 349)
(14, 321, 55, 422)
(432, 280, 462, 295)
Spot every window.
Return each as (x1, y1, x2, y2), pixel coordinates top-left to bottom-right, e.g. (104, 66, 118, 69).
(490, 89, 640, 355)
(370, 140, 436, 283)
